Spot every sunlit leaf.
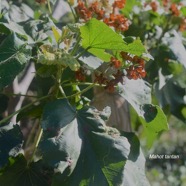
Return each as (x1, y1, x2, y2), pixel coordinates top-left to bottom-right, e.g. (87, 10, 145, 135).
(52, 26, 61, 43)
(80, 18, 145, 61)
(140, 105, 168, 148)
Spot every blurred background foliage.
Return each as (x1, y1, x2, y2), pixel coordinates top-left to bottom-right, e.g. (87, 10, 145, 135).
(1, 0, 186, 185)
(125, 0, 186, 185)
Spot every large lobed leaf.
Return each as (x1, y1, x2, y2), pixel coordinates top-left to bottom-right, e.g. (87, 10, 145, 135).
(39, 99, 131, 186)
(0, 100, 150, 186)
(80, 18, 145, 61)
(0, 33, 31, 89)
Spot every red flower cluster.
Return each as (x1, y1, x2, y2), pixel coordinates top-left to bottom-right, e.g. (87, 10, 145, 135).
(94, 73, 107, 85)
(94, 70, 124, 93)
(120, 52, 146, 80)
(179, 18, 186, 32)
(105, 70, 124, 92)
(104, 14, 129, 32)
(162, 0, 169, 7)
(35, 0, 46, 3)
(75, 0, 129, 32)
(75, 1, 92, 21)
(144, 1, 158, 12)
(170, 3, 180, 16)
(150, 1, 158, 12)
(126, 66, 146, 80)
(75, 68, 86, 81)
(113, 0, 126, 9)
(110, 57, 122, 68)
(89, 1, 105, 20)
(75, 0, 105, 21)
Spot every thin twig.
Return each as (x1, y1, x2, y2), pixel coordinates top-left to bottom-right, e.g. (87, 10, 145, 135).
(0, 95, 50, 125)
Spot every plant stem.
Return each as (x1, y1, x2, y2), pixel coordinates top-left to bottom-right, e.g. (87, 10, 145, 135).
(25, 121, 38, 148)
(1, 92, 39, 98)
(70, 35, 81, 56)
(56, 67, 67, 98)
(0, 95, 50, 125)
(47, 0, 52, 14)
(75, 47, 89, 59)
(28, 125, 43, 165)
(63, 82, 106, 87)
(67, 1, 77, 21)
(59, 85, 67, 97)
(66, 83, 95, 99)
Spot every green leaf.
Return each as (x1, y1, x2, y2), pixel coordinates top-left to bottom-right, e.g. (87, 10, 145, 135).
(118, 78, 151, 117)
(0, 155, 51, 186)
(0, 122, 23, 168)
(37, 65, 57, 78)
(80, 18, 145, 61)
(39, 99, 130, 186)
(140, 105, 169, 148)
(121, 0, 138, 18)
(0, 33, 31, 89)
(88, 48, 112, 62)
(181, 6, 186, 16)
(52, 26, 61, 43)
(38, 45, 80, 71)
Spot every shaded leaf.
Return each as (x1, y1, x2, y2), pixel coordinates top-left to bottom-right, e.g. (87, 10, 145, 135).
(23, 18, 55, 43)
(121, 132, 140, 161)
(0, 22, 34, 43)
(41, 99, 76, 131)
(37, 65, 57, 78)
(0, 155, 51, 186)
(155, 77, 186, 123)
(168, 31, 186, 69)
(0, 94, 9, 113)
(122, 148, 150, 186)
(16, 104, 44, 122)
(1, 2, 33, 23)
(0, 33, 31, 89)
(0, 122, 23, 168)
(39, 99, 130, 186)
(118, 78, 151, 117)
